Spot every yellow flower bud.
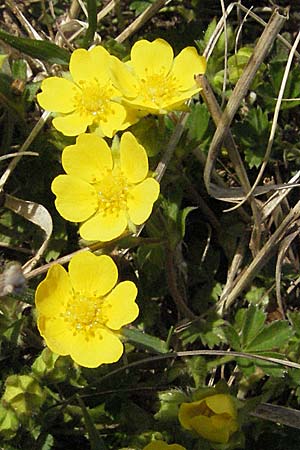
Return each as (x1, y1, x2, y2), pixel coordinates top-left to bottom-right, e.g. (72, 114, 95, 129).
(178, 394, 238, 444)
(143, 441, 186, 450)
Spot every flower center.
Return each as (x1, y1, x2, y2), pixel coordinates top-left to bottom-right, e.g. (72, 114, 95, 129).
(197, 401, 214, 417)
(139, 72, 177, 106)
(62, 292, 108, 337)
(74, 79, 114, 120)
(96, 169, 130, 216)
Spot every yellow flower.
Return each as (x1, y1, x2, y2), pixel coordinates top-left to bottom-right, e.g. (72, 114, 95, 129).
(51, 132, 160, 242)
(143, 441, 186, 450)
(178, 394, 238, 444)
(35, 251, 139, 368)
(110, 38, 206, 114)
(37, 46, 135, 137)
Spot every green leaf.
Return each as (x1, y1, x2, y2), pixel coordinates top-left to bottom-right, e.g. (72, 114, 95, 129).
(223, 323, 241, 350)
(234, 106, 270, 168)
(178, 206, 196, 240)
(83, 0, 97, 48)
(288, 311, 300, 337)
(245, 321, 293, 352)
(240, 305, 266, 349)
(77, 396, 107, 450)
(0, 29, 70, 65)
(155, 390, 188, 421)
(258, 60, 300, 111)
(11, 59, 27, 80)
(245, 286, 269, 307)
(186, 103, 210, 142)
(123, 327, 169, 353)
(0, 73, 24, 117)
(129, 1, 152, 16)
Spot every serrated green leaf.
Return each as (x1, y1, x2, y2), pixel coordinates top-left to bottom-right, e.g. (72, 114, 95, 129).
(129, 1, 152, 16)
(234, 106, 270, 168)
(258, 61, 300, 111)
(245, 286, 269, 307)
(245, 321, 292, 352)
(186, 103, 210, 142)
(0, 29, 70, 65)
(240, 305, 266, 349)
(123, 327, 168, 353)
(203, 18, 217, 46)
(223, 323, 241, 350)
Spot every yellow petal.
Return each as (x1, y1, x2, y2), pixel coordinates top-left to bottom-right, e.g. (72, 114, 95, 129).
(110, 56, 138, 98)
(127, 178, 160, 224)
(161, 89, 200, 111)
(70, 46, 111, 83)
(68, 252, 118, 296)
(190, 415, 230, 444)
(52, 175, 98, 222)
(178, 400, 203, 430)
(38, 315, 73, 356)
(104, 281, 138, 330)
(131, 39, 173, 78)
(37, 77, 78, 113)
(35, 264, 71, 317)
(118, 107, 142, 131)
(122, 98, 165, 114)
(52, 112, 92, 136)
(171, 48, 206, 91)
(205, 394, 237, 418)
(69, 328, 123, 367)
(80, 211, 128, 242)
(120, 132, 148, 183)
(99, 102, 128, 138)
(62, 134, 113, 182)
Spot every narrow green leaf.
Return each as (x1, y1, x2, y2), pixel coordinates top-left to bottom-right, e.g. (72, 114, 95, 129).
(240, 305, 266, 348)
(83, 0, 97, 48)
(77, 396, 107, 450)
(0, 29, 70, 65)
(178, 206, 197, 240)
(245, 321, 293, 352)
(123, 327, 169, 353)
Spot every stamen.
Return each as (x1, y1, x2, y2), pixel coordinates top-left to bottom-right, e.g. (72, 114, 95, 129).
(61, 292, 108, 337)
(139, 72, 178, 106)
(96, 169, 130, 217)
(73, 79, 114, 120)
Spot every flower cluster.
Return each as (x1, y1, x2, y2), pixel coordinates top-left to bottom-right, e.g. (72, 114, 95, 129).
(35, 38, 206, 369)
(38, 39, 206, 136)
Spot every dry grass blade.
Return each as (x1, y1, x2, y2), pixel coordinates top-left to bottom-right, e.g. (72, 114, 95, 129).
(0, 111, 50, 192)
(232, 28, 300, 211)
(204, 7, 287, 197)
(217, 199, 300, 312)
(115, 0, 170, 43)
(262, 170, 300, 221)
(251, 403, 300, 429)
(275, 227, 300, 319)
